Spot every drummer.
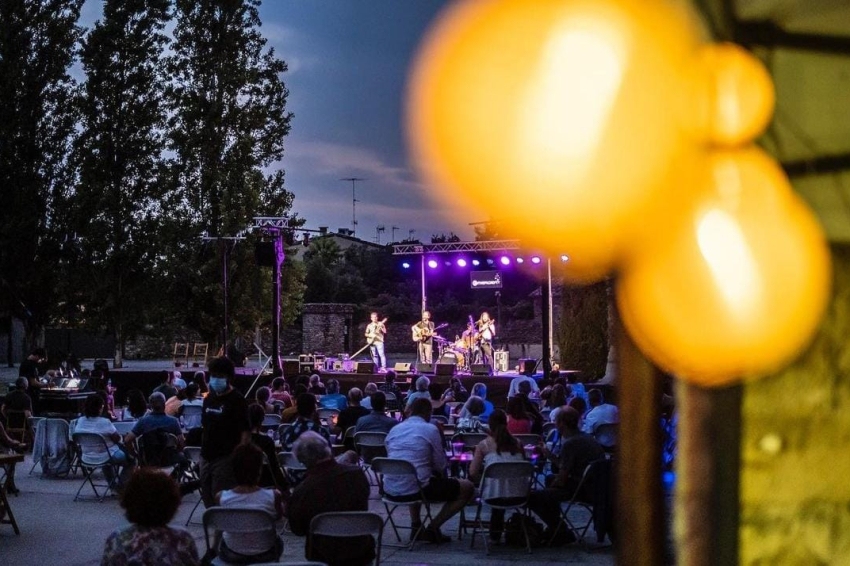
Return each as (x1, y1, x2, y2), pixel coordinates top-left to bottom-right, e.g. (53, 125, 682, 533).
(460, 321, 478, 350)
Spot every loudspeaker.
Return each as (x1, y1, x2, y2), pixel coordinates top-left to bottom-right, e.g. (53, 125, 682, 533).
(393, 362, 412, 374)
(282, 359, 300, 377)
(471, 364, 492, 375)
(494, 351, 509, 373)
(356, 362, 376, 374)
(415, 362, 433, 374)
(255, 241, 277, 266)
(435, 363, 456, 376)
(519, 358, 537, 376)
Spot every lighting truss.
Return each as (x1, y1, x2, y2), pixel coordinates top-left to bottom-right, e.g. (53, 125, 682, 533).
(391, 239, 521, 255)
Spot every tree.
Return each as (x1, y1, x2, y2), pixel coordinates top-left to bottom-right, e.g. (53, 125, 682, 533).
(0, 0, 83, 350)
(557, 281, 609, 379)
(164, 0, 296, 345)
(73, 0, 170, 367)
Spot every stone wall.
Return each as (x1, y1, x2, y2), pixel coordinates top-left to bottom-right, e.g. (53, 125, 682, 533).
(740, 244, 850, 563)
(302, 303, 356, 356)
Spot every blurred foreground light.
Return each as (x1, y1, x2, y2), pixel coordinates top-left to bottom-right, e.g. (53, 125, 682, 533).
(457, 258, 468, 267)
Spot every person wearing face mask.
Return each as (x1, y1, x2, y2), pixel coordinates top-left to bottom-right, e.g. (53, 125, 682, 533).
(200, 356, 251, 508)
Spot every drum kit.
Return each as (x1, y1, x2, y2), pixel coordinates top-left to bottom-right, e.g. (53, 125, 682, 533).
(434, 335, 480, 372)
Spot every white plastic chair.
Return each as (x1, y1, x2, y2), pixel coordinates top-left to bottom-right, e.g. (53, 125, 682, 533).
(369, 457, 433, 551)
(181, 404, 203, 430)
(309, 511, 384, 566)
(468, 461, 535, 555)
(202, 506, 281, 565)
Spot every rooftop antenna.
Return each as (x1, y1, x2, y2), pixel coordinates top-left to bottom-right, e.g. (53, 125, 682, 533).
(376, 225, 385, 244)
(340, 177, 365, 236)
(391, 225, 399, 243)
(408, 229, 416, 241)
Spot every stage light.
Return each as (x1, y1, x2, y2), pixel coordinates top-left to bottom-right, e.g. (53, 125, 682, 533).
(428, 259, 438, 268)
(472, 259, 481, 266)
(499, 256, 511, 266)
(444, 260, 452, 266)
(486, 259, 495, 266)
(402, 261, 411, 269)
(516, 257, 524, 264)
(531, 256, 542, 264)
(457, 258, 467, 267)
(560, 255, 570, 262)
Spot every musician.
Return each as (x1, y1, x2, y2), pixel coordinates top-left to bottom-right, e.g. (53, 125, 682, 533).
(411, 310, 435, 365)
(365, 312, 387, 371)
(477, 312, 496, 370)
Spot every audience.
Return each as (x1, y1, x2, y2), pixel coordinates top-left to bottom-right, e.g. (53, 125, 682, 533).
(335, 387, 370, 444)
(288, 431, 373, 566)
(255, 386, 275, 414)
(359, 382, 378, 410)
(123, 392, 186, 467)
(460, 383, 494, 423)
(101, 468, 199, 565)
(153, 371, 178, 400)
(455, 396, 486, 433)
(468, 409, 526, 544)
(384, 398, 474, 543)
(121, 389, 148, 421)
(1, 377, 33, 445)
(177, 383, 204, 430)
(0, 421, 26, 495)
(318, 378, 347, 411)
(514, 380, 545, 434)
(74, 394, 134, 488)
(507, 374, 540, 398)
(376, 371, 402, 413)
(505, 397, 533, 434)
(581, 389, 619, 435)
(354, 391, 397, 434)
(248, 404, 288, 490)
(281, 384, 308, 423)
(215, 443, 284, 563)
(405, 376, 432, 409)
(308, 374, 326, 396)
(546, 384, 570, 422)
(269, 378, 292, 408)
(440, 377, 469, 406)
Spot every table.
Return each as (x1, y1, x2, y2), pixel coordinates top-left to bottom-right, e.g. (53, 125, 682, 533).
(0, 452, 24, 534)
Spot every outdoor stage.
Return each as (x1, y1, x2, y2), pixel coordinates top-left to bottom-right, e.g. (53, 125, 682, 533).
(105, 358, 540, 407)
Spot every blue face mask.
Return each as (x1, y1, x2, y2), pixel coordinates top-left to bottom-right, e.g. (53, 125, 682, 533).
(209, 377, 228, 394)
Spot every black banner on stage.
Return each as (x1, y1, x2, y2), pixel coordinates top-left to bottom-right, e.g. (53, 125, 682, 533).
(470, 270, 502, 289)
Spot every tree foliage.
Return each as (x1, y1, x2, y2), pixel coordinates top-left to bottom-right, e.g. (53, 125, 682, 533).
(557, 281, 610, 379)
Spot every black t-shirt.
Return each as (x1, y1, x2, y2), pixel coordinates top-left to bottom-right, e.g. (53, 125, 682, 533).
(337, 406, 370, 438)
(19, 359, 39, 380)
(201, 388, 249, 461)
(3, 389, 32, 413)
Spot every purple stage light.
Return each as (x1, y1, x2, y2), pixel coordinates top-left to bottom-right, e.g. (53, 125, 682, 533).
(516, 257, 524, 264)
(444, 260, 452, 267)
(472, 259, 481, 266)
(499, 256, 511, 266)
(402, 261, 411, 269)
(457, 258, 467, 267)
(486, 259, 495, 266)
(531, 256, 542, 264)
(428, 259, 438, 269)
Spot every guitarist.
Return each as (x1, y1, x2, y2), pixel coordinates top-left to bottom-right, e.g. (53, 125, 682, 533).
(365, 312, 388, 371)
(477, 312, 496, 370)
(411, 310, 436, 365)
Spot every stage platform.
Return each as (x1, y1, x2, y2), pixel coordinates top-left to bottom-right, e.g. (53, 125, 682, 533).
(105, 360, 539, 407)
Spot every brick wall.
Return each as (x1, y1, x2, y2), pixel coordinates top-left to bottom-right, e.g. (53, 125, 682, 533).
(302, 303, 356, 355)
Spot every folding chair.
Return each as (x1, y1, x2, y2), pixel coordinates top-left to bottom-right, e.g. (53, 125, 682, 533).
(467, 461, 535, 555)
(593, 423, 618, 452)
(261, 413, 282, 432)
(353, 431, 387, 485)
(450, 432, 487, 456)
(383, 393, 400, 417)
(309, 511, 384, 566)
(72, 432, 123, 501)
(276, 423, 292, 442)
(183, 446, 204, 526)
(30, 418, 71, 476)
(369, 457, 433, 551)
(514, 434, 543, 447)
(277, 451, 306, 485)
(192, 343, 209, 367)
(541, 422, 557, 437)
(181, 404, 203, 430)
(202, 506, 281, 565)
(173, 342, 189, 366)
(553, 458, 613, 545)
(4, 410, 28, 444)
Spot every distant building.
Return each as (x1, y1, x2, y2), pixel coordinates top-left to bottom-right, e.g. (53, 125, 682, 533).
(288, 227, 386, 262)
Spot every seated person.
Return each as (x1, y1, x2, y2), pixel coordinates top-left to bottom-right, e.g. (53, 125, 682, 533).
(460, 383, 494, 424)
(439, 377, 469, 407)
(123, 392, 186, 472)
(317, 379, 347, 411)
(308, 374, 326, 396)
(581, 389, 619, 434)
(505, 397, 534, 435)
(121, 389, 148, 421)
(514, 380, 545, 434)
(354, 391, 398, 434)
(215, 443, 284, 563)
(248, 403, 288, 490)
(102, 468, 199, 565)
(376, 371, 402, 413)
(384, 398, 475, 543)
(153, 371, 178, 400)
(359, 382, 378, 410)
(335, 387, 370, 445)
(269, 378, 292, 409)
(404, 376, 432, 409)
(288, 431, 373, 566)
(177, 383, 204, 429)
(254, 386, 276, 414)
(455, 396, 487, 433)
(0, 421, 26, 495)
(1, 377, 33, 445)
(528, 407, 604, 544)
(74, 394, 134, 487)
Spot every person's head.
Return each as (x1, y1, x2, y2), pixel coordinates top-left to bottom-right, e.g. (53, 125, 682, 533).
(14, 377, 27, 390)
(326, 379, 340, 395)
(409, 397, 432, 420)
(551, 384, 568, 407)
(148, 392, 167, 414)
(556, 406, 581, 433)
(293, 430, 333, 469)
(588, 389, 604, 407)
(488, 409, 520, 455)
(296, 393, 317, 418)
(30, 348, 46, 361)
(256, 386, 271, 404)
(248, 403, 266, 430)
(471, 382, 487, 399)
(462, 396, 485, 417)
(364, 382, 378, 397)
(384, 370, 396, 384)
(568, 396, 587, 415)
(422, 310, 431, 321)
(309, 374, 322, 386)
(517, 380, 532, 396)
(370, 312, 378, 322)
(272, 377, 285, 392)
(505, 396, 528, 420)
(121, 468, 181, 528)
(185, 382, 200, 400)
(481, 312, 490, 322)
(231, 443, 263, 486)
(548, 369, 560, 384)
(371, 391, 387, 413)
(172, 370, 182, 384)
(84, 394, 105, 418)
(347, 387, 363, 405)
(160, 371, 173, 385)
(415, 375, 430, 392)
(193, 371, 206, 385)
(126, 389, 147, 418)
(449, 377, 463, 391)
(208, 357, 235, 394)
(292, 384, 308, 399)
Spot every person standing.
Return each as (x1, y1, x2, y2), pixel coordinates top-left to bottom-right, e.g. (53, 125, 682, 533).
(477, 312, 496, 370)
(200, 357, 250, 508)
(19, 348, 45, 415)
(411, 311, 435, 365)
(365, 312, 387, 371)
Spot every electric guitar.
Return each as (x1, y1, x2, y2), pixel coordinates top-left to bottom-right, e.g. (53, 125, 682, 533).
(412, 322, 448, 343)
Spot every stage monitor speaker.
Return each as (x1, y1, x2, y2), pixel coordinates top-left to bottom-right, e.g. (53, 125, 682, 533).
(255, 241, 276, 266)
(356, 361, 376, 374)
(471, 364, 492, 376)
(415, 362, 433, 374)
(282, 359, 300, 378)
(519, 358, 537, 376)
(393, 362, 412, 374)
(435, 363, 456, 376)
(494, 351, 509, 373)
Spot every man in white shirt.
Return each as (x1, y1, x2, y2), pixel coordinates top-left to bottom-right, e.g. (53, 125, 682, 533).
(384, 398, 474, 543)
(508, 375, 540, 398)
(581, 389, 619, 448)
